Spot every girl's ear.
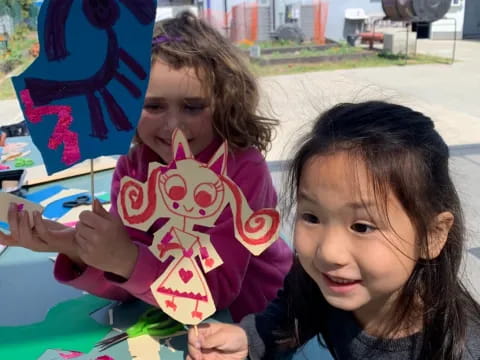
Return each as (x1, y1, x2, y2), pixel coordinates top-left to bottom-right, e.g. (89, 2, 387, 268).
(423, 211, 454, 259)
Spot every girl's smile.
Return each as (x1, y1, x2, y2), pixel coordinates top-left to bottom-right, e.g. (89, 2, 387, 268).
(294, 151, 419, 329)
(322, 273, 362, 294)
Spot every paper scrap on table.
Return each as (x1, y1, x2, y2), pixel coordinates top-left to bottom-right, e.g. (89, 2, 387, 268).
(57, 204, 111, 224)
(127, 335, 161, 360)
(37, 349, 83, 360)
(0, 192, 44, 226)
(0, 295, 111, 359)
(39, 189, 87, 208)
(37, 350, 116, 360)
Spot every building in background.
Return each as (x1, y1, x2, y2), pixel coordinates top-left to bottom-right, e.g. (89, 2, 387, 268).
(463, 0, 480, 39)
(316, 0, 478, 42)
(412, 0, 479, 40)
(156, 0, 198, 21)
(416, 0, 464, 39)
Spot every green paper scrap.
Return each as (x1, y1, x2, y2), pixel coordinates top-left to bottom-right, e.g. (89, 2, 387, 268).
(0, 295, 112, 360)
(96, 193, 111, 204)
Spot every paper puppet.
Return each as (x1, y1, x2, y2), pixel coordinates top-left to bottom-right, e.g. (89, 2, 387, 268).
(117, 129, 280, 325)
(12, 0, 156, 174)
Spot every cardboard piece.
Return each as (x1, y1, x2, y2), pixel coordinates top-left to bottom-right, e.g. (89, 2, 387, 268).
(127, 335, 161, 360)
(12, 0, 156, 174)
(0, 192, 44, 226)
(26, 156, 118, 186)
(118, 129, 281, 324)
(0, 295, 111, 359)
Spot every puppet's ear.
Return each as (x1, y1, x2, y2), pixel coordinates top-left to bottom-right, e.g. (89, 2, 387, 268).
(172, 129, 193, 161)
(207, 141, 228, 176)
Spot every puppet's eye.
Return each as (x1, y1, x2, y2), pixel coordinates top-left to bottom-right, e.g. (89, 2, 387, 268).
(165, 175, 187, 201)
(194, 183, 217, 208)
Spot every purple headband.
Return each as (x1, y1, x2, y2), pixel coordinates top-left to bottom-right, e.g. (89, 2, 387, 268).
(152, 35, 182, 45)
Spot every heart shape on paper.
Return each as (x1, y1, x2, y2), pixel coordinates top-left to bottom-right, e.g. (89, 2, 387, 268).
(205, 258, 214, 268)
(179, 268, 193, 283)
(183, 248, 193, 258)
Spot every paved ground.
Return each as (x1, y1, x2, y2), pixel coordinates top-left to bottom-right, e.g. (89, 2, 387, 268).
(260, 39, 480, 162)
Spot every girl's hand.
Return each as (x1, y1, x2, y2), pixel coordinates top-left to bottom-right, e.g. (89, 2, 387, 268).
(0, 203, 79, 262)
(75, 199, 138, 278)
(187, 323, 248, 360)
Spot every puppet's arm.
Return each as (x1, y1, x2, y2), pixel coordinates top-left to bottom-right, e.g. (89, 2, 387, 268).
(196, 232, 223, 273)
(151, 225, 184, 260)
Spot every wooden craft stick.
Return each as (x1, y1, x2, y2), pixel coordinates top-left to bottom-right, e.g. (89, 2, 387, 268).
(0, 150, 32, 163)
(0, 152, 21, 163)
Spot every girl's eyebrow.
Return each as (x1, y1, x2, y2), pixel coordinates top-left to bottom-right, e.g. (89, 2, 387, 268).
(298, 190, 316, 203)
(344, 201, 376, 210)
(299, 191, 376, 211)
(144, 96, 208, 102)
(144, 96, 164, 101)
(183, 97, 209, 103)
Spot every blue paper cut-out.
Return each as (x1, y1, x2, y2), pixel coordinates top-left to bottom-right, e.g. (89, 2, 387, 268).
(12, 0, 156, 175)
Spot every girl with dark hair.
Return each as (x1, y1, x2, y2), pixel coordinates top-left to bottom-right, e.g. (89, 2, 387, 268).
(187, 101, 480, 359)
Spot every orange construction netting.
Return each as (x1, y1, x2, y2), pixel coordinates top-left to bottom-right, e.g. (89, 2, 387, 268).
(200, 1, 328, 45)
(313, 0, 328, 44)
(199, 3, 259, 44)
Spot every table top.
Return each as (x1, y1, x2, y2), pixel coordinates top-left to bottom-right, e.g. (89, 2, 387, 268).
(0, 245, 232, 360)
(1, 136, 117, 186)
(0, 172, 236, 359)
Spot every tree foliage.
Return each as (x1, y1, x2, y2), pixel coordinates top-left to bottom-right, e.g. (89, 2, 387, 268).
(0, 0, 35, 18)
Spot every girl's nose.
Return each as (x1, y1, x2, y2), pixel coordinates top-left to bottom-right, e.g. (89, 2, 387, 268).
(315, 226, 350, 267)
(165, 111, 182, 131)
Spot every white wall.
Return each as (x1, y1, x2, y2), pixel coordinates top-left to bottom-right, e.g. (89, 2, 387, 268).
(0, 14, 14, 36)
(430, 0, 465, 39)
(207, 0, 256, 13)
(324, 0, 383, 42)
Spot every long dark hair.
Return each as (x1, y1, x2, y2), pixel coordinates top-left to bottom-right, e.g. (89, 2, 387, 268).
(281, 101, 480, 359)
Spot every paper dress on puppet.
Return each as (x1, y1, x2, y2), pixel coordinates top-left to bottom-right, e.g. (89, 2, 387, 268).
(117, 129, 280, 325)
(12, 0, 156, 174)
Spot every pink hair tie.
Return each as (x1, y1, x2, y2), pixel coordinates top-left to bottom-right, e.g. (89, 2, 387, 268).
(152, 35, 182, 45)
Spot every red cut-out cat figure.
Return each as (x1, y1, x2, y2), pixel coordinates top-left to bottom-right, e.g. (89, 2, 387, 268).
(117, 129, 280, 325)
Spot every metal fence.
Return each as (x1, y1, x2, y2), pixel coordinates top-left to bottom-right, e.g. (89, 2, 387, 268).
(199, 1, 328, 44)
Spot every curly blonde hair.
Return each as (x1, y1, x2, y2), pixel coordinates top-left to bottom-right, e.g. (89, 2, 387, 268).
(150, 11, 278, 153)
